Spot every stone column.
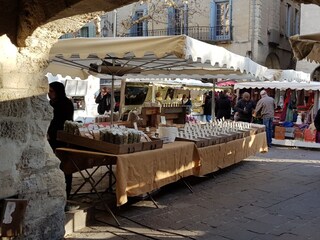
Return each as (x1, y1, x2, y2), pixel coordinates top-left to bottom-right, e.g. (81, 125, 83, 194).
(0, 34, 65, 239)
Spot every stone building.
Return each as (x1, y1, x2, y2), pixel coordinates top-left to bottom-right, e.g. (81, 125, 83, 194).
(102, 0, 301, 69)
(295, 3, 320, 80)
(0, 1, 137, 239)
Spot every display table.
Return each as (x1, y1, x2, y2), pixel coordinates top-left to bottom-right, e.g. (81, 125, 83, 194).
(196, 132, 268, 176)
(56, 141, 200, 206)
(55, 132, 267, 206)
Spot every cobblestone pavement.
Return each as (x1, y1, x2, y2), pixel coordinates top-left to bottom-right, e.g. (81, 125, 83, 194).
(66, 146, 320, 240)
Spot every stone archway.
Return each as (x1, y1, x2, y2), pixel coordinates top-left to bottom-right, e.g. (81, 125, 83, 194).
(0, 1, 138, 239)
(265, 52, 281, 69)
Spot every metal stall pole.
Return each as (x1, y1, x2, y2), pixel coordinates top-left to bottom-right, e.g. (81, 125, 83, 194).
(111, 59, 115, 126)
(211, 79, 217, 120)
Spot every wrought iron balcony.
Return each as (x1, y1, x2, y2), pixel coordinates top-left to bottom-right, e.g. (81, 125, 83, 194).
(122, 25, 232, 42)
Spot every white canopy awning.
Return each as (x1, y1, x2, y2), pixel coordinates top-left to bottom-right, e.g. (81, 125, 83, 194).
(47, 35, 310, 82)
(48, 35, 269, 80)
(234, 81, 320, 91)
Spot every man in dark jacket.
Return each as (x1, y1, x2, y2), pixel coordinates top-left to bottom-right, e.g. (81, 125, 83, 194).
(95, 87, 114, 115)
(234, 92, 255, 122)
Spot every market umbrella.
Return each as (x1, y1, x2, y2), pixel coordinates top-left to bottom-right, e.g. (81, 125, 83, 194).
(48, 35, 269, 79)
(292, 0, 320, 4)
(290, 33, 320, 63)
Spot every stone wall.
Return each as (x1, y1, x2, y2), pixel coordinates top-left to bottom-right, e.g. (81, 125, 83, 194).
(0, 31, 66, 239)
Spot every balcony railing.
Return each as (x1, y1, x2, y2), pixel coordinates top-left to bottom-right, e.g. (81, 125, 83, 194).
(123, 25, 232, 42)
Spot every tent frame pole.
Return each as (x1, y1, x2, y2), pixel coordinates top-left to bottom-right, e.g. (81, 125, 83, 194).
(212, 79, 217, 120)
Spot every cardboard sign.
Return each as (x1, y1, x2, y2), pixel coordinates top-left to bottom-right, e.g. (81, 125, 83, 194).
(160, 116, 167, 125)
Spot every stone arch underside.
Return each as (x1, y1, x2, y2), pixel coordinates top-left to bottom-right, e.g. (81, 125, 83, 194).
(0, 0, 138, 47)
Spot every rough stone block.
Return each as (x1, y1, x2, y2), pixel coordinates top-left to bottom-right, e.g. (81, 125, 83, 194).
(0, 120, 29, 142)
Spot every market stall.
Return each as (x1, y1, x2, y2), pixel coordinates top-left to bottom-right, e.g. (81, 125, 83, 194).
(234, 80, 320, 144)
(45, 36, 274, 221)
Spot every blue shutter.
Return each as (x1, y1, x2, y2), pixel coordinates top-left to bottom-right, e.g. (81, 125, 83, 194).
(130, 13, 138, 36)
(167, 7, 175, 35)
(183, 3, 188, 35)
(143, 7, 148, 36)
(88, 23, 96, 37)
(209, 0, 216, 40)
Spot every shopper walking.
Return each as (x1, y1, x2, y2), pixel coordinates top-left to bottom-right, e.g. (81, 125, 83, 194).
(47, 81, 78, 211)
(254, 90, 275, 148)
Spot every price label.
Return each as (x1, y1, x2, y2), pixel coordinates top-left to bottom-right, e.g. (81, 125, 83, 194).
(160, 116, 167, 124)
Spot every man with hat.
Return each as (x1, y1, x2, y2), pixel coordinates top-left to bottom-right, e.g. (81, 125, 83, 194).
(253, 90, 275, 148)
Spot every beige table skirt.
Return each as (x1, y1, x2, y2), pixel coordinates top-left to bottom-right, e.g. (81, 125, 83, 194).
(116, 141, 200, 206)
(196, 132, 268, 176)
(56, 133, 266, 206)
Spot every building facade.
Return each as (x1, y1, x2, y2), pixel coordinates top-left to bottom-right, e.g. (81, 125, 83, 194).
(101, 0, 300, 70)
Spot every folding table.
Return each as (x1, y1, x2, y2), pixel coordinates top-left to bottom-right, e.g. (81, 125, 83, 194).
(55, 147, 119, 225)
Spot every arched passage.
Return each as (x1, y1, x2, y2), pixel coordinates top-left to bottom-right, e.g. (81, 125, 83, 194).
(265, 52, 281, 69)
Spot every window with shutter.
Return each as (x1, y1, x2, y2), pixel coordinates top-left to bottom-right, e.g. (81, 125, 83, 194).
(80, 27, 89, 37)
(143, 7, 148, 36)
(167, 7, 175, 35)
(167, 2, 188, 36)
(130, 4, 148, 37)
(210, 0, 232, 41)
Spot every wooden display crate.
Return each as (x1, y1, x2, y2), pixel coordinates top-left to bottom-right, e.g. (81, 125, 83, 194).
(201, 136, 222, 145)
(175, 137, 209, 148)
(250, 124, 266, 134)
(57, 131, 143, 155)
(294, 128, 304, 140)
(274, 126, 285, 140)
(219, 134, 235, 142)
(142, 138, 163, 151)
(236, 130, 251, 138)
